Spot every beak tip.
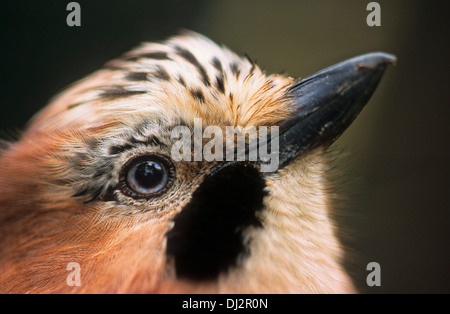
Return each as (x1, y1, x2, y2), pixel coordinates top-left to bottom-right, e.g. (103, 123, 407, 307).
(356, 52, 397, 70)
(277, 52, 397, 169)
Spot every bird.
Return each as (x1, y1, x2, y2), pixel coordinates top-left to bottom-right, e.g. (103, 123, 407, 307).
(0, 31, 395, 293)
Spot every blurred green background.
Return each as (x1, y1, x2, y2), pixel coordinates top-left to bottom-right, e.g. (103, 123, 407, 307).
(0, 0, 448, 293)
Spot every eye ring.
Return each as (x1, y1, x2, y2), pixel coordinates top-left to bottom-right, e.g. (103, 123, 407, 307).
(119, 154, 175, 199)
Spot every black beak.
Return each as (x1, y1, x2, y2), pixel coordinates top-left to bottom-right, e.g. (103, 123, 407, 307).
(275, 52, 397, 170)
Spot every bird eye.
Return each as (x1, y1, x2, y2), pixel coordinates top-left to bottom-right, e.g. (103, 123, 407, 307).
(120, 154, 175, 199)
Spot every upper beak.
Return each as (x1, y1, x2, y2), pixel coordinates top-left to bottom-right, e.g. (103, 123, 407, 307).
(275, 52, 397, 170)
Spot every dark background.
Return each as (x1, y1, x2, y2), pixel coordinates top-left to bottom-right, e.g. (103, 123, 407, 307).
(0, 0, 448, 293)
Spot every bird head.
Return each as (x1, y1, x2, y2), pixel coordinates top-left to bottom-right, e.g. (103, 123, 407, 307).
(0, 31, 395, 293)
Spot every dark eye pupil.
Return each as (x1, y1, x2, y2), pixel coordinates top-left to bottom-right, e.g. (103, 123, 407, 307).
(123, 155, 174, 198)
(135, 161, 164, 188)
